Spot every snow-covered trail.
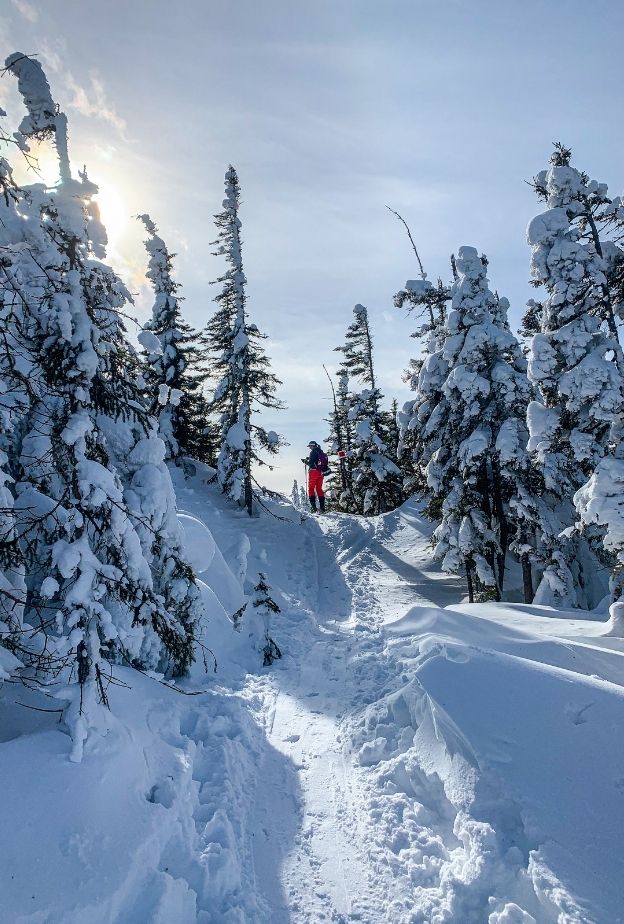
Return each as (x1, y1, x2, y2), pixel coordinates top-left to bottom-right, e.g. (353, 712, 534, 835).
(246, 501, 468, 922)
(247, 515, 386, 922)
(329, 504, 466, 624)
(251, 626, 385, 922)
(136, 473, 624, 922)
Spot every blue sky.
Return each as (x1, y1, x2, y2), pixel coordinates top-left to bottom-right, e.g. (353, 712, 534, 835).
(2, 0, 624, 492)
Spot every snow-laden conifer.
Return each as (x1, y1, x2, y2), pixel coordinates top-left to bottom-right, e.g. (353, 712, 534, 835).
(3, 54, 201, 757)
(383, 398, 402, 476)
(335, 305, 401, 515)
(0, 128, 30, 667)
(290, 479, 302, 509)
(207, 166, 284, 515)
(233, 572, 282, 666)
(138, 215, 213, 464)
(325, 371, 356, 512)
(525, 145, 624, 606)
(425, 247, 533, 601)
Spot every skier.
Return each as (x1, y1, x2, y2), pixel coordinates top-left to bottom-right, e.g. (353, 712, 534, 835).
(302, 440, 328, 513)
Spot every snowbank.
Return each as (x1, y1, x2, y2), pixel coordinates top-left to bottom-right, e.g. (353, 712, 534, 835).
(0, 471, 297, 923)
(350, 597, 624, 922)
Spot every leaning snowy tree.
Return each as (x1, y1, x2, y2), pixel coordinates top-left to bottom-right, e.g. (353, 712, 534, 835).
(138, 214, 214, 465)
(206, 166, 284, 516)
(335, 305, 402, 515)
(525, 144, 624, 607)
(424, 247, 534, 602)
(2, 53, 201, 759)
(388, 207, 451, 498)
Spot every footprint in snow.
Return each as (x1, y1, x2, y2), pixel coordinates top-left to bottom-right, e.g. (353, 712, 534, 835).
(565, 702, 594, 725)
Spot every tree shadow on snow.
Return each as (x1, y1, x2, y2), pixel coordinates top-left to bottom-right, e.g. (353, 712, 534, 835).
(373, 542, 465, 609)
(250, 734, 305, 923)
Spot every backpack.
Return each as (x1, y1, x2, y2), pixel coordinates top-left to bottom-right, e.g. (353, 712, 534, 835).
(317, 450, 330, 474)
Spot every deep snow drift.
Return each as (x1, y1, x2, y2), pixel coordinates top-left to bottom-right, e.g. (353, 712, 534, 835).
(1, 469, 623, 923)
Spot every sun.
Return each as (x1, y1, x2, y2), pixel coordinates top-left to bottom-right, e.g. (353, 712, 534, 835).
(94, 179, 127, 252)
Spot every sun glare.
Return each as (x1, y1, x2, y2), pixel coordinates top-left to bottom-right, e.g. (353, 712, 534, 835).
(11, 146, 60, 188)
(95, 180, 127, 251)
(9, 142, 128, 253)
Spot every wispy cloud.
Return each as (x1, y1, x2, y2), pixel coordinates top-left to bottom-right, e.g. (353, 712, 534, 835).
(39, 41, 127, 137)
(10, 0, 38, 23)
(68, 71, 127, 136)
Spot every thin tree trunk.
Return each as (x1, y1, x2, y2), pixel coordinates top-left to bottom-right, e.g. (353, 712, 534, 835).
(244, 467, 253, 516)
(491, 459, 509, 594)
(242, 388, 253, 517)
(521, 553, 533, 604)
(466, 561, 474, 604)
(478, 460, 500, 601)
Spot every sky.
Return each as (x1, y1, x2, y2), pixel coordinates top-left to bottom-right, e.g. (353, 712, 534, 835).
(2, 0, 624, 493)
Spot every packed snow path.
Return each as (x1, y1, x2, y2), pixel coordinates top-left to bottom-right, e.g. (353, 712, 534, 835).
(247, 506, 472, 923)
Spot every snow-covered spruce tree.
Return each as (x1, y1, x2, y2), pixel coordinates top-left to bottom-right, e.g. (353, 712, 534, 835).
(335, 305, 401, 515)
(4, 53, 200, 757)
(525, 145, 624, 607)
(87, 267, 203, 676)
(138, 214, 214, 465)
(0, 123, 31, 666)
(394, 277, 451, 496)
(290, 479, 301, 509)
(324, 370, 356, 512)
(425, 247, 533, 602)
(206, 166, 284, 515)
(233, 572, 281, 666)
(383, 398, 402, 474)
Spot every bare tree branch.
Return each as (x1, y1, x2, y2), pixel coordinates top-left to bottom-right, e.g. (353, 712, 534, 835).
(386, 206, 427, 280)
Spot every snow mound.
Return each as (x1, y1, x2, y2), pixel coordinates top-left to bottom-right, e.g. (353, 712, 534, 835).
(348, 594, 624, 923)
(178, 512, 216, 574)
(0, 645, 21, 682)
(0, 672, 271, 923)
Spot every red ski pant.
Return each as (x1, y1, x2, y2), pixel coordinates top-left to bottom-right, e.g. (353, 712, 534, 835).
(308, 468, 325, 498)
